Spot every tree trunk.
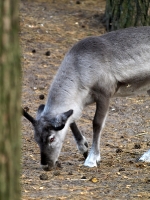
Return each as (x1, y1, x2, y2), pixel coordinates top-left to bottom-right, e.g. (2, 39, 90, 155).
(105, 0, 150, 31)
(0, 0, 21, 199)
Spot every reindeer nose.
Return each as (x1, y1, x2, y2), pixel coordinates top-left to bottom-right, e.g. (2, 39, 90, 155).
(41, 152, 48, 165)
(41, 152, 54, 171)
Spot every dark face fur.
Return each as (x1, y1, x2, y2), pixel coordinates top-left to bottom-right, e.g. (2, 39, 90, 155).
(23, 105, 73, 171)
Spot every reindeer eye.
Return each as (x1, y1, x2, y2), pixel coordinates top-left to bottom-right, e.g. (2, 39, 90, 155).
(48, 136, 55, 143)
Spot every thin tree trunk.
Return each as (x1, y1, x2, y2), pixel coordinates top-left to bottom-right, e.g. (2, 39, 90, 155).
(105, 0, 150, 31)
(0, 0, 21, 199)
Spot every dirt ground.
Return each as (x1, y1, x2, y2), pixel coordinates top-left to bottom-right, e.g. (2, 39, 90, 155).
(20, 0, 150, 199)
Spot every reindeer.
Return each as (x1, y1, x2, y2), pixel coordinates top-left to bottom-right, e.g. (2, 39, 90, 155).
(23, 26, 150, 171)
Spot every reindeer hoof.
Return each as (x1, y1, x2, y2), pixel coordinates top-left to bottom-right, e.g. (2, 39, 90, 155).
(84, 160, 97, 168)
(84, 153, 101, 167)
(77, 136, 88, 158)
(139, 150, 150, 162)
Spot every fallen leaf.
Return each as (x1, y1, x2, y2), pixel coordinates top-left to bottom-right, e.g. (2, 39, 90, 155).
(126, 185, 131, 188)
(90, 177, 99, 183)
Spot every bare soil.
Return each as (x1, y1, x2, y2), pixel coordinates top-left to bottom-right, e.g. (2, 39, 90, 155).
(20, 0, 150, 199)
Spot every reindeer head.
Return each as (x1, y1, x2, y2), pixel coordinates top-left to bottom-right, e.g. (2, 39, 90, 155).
(22, 105, 73, 171)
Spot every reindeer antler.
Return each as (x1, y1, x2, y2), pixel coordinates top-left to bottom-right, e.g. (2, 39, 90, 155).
(22, 108, 36, 125)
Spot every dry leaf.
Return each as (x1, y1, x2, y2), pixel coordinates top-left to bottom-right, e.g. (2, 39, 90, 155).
(126, 185, 131, 188)
(90, 177, 99, 183)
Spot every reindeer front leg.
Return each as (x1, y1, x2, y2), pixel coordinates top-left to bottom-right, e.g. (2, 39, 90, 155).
(70, 122, 88, 158)
(84, 96, 110, 167)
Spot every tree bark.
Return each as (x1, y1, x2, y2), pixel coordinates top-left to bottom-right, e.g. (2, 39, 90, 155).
(0, 0, 21, 199)
(105, 0, 150, 31)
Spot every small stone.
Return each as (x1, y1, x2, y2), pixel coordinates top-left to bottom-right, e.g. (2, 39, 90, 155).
(129, 160, 134, 164)
(76, 1, 81, 4)
(145, 178, 150, 183)
(24, 106, 29, 112)
(67, 162, 73, 166)
(119, 167, 125, 172)
(116, 148, 123, 153)
(134, 144, 141, 149)
(53, 171, 60, 176)
(45, 51, 50, 56)
(40, 173, 48, 180)
(39, 94, 44, 100)
(32, 49, 36, 53)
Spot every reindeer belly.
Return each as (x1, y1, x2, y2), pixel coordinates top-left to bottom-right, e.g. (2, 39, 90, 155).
(115, 79, 150, 97)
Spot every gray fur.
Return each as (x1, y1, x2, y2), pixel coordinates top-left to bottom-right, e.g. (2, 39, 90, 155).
(24, 26, 150, 170)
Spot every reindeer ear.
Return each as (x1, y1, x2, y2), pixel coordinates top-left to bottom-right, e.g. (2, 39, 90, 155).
(50, 109, 73, 131)
(22, 108, 36, 125)
(37, 104, 45, 114)
(36, 104, 45, 119)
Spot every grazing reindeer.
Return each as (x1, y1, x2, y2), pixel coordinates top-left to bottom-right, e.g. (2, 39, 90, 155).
(23, 26, 150, 171)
